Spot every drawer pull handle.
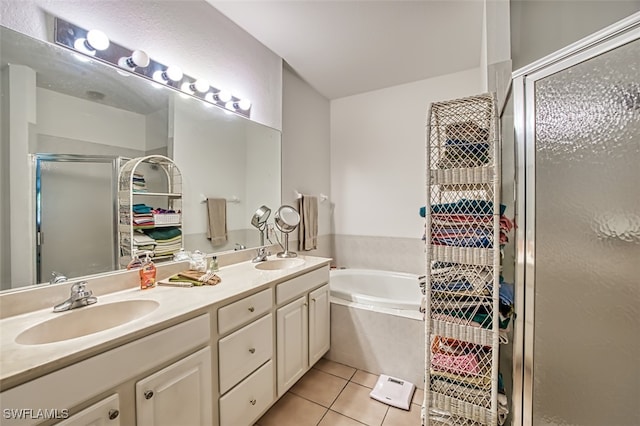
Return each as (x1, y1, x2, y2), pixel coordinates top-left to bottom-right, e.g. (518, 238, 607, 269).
(144, 390, 154, 400)
(250, 399, 257, 405)
(249, 348, 256, 354)
(248, 306, 255, 312)
(108, 409, 119, 420)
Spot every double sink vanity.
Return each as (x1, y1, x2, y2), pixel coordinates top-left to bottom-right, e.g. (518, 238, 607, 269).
(0, 254, 331, 426)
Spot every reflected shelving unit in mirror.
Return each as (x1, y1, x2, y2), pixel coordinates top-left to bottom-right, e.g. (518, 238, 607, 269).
(118, 155, 183, 268)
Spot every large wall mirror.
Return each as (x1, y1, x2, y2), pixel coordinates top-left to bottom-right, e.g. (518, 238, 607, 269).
(0, 25, 281, 291)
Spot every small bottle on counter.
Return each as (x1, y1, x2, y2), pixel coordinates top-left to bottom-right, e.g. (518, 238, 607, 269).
(209, 256, 219, 273)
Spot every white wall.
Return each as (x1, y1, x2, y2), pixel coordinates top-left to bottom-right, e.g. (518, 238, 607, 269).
(330, 67, 484, 239)
(511, 0, 640, 70)
(172, 96, 246, 238)
(0, 0, 282, 130)
(281, 67, 331, 240)
(37, 88, 146, 150)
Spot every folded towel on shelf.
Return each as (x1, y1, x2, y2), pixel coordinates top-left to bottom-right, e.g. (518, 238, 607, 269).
(298, 195, 318, 251)
(432, 352, 481, 376)
(206, 198, 227, 245)
(430, 370, 491, 390)
(431, 379, 491, 407)
(133, 203, 152, 214)
(133, 233, 156, 246)
(431, 199, 506, 216)
(431, 227, 494, 248)
(430, 264, 492, 293)
(144, 226, 181, 240)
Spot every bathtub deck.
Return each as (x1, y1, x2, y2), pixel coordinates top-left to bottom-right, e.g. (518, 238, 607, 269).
(257, 358, 423, 426)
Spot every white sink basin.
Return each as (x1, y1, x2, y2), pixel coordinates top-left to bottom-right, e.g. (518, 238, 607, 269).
(254, 258, 305, 271)
(15, 300, 160, 345)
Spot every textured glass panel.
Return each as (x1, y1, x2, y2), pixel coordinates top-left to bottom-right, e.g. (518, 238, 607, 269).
(40, 161, 115, 280)
(533, 39, 640, 425)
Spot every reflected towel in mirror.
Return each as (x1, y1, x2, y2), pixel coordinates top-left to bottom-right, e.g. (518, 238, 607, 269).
(297, 195, 318, 251)
(206, 198, 227, 245)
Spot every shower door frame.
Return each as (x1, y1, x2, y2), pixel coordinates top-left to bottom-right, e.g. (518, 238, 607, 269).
(512, 12, 640, 426)
(33, 154, 125, 284)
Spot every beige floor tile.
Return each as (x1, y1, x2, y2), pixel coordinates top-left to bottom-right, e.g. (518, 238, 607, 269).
(331, 382, 389, 426)
(290, 368, 348, 407)
(314, 358, 357, 380)
(381, 404, 422, 426)
(351, 370, 379, 389)
(257, 392, 327, 426)
(411, 388, 424, 406)
(318, 410, 368, 426)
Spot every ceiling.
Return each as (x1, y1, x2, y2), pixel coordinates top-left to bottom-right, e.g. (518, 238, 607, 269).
(209, 0, 485, 100)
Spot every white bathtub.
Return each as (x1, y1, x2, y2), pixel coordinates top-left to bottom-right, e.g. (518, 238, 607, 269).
(326, 268, 425, 387)
(330, 268, 423, 313)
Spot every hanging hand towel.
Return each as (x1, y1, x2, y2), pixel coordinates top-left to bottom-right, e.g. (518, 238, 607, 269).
(206, 198, 227, 245)
(297, 195, 318, 251)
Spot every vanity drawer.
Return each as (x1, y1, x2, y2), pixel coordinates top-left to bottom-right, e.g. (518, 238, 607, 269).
(219, 359, 274, 426)
(276, 266, 329, 305)
(218, 313, 273, 394)
(218, 288, 273, 335)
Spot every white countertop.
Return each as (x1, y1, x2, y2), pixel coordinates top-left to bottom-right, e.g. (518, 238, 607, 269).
(0, 255, 330, 391)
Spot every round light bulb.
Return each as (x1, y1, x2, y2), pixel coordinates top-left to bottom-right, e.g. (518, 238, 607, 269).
(73, 38, 95, 56)
(192, 79, 209, 93)
(118, 50, 150, 69)
(238, 99, 251, 110)
(86, 29, 110, 51)
(180, 82, 194, 95)
(225, 101, 237, 111)
(165, 66, 183, 82)
(217, 90, 232, 103)
(152, 70, 165, 83)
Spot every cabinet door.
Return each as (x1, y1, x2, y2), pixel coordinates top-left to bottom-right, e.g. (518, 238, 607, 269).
(276, 295, 308, 396)
(136, 347, 212, 426)
(57, 394, 120, 426)
(309, 284, 330, 366)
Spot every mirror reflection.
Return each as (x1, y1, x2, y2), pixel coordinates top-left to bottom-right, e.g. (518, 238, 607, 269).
(0, 25, 281, 291)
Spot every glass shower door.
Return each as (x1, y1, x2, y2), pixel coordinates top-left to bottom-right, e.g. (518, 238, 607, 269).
(36, 155, 119, 283)
(520, 26, 640, 426)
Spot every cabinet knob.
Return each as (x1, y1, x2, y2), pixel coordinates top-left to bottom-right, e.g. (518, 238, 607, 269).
(144, 390, 154, 400)
(248, 306, 255, 312)
(312, 298, 316, 302)
(108, 409, 119, 420)
(250, 399, 257, 406)
(249, 348, 256, 354)
(303, 302, 308, 307)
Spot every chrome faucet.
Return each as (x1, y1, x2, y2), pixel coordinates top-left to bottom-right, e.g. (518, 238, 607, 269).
(53, 281, 97, 312)
(49, 271, 68, 285)
(252, 246, 269, 263)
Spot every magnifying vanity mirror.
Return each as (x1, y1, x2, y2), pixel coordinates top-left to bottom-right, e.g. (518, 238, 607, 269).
(251, 205, 272, 246)
(274, 205, 301, 258)
(0, 25, 281, 291)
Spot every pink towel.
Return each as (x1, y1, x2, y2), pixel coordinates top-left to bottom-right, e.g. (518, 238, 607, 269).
(432, 352, 481, 376)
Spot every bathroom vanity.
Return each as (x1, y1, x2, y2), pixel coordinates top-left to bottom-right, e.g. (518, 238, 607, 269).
(0, 255, 331, 426)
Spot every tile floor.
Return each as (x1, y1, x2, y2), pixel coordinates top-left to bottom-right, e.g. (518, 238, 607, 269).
(257, 359, 424, 426)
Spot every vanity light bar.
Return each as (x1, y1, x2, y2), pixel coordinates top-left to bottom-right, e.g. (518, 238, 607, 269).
(53, 17, 252, 118)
